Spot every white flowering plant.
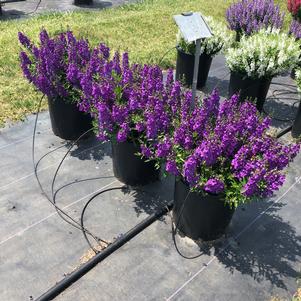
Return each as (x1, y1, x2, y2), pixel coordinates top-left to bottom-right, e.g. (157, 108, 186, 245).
(226, 29, 301, 79)
(294, 69, 301, 91)
(177, 16, 234, 56)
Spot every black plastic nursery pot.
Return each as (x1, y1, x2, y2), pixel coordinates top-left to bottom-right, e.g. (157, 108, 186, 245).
(173, 180, 234, 241)
(292, 100, 301, 138)
(291, 68, 297, 80)
(111, 140, 159, 186)
(175, 46, 213, 89)
(48, 97, 93, 140)
(229, 72, 272, 112)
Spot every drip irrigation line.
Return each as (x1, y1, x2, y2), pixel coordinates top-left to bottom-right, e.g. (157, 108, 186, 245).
(167, 189, 211, 260)
(36, 199, 174, 301)
(169, 190, 204, 259)
(264, 88, 300, 123)
(5, 0, 42, 16)
(48, 126, 109, 246)
(53, 175, 115, 201)
(35, 144, 67, 179)
(24, 0, 42, 15)
(50, 128, 94, 201)
(276, 125, 293, 139)
(32, 95, 107, 247)
(80, 185, 165, 253)
(52, 175, 116, 252)
(80, 186, 127, 253)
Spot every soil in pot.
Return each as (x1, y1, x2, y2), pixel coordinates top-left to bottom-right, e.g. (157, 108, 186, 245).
(173, 179, 234, 241)
(175, 46, 213, 89)
(111, 140, 159, 186)
(48, 97, 93, 141)
(229, 72, 272, 112)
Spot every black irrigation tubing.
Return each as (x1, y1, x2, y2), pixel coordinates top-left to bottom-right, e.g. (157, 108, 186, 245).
(264, 89, 300, 123)
(276, 125, 294, 139)
(80, 185, 168, 253)
(48, 126, 110, 246)
(25, 0, 42, 15)
(35, 200, 174, 301)
(53, 175, 115, 253)
(6, 0, 42, 16)
(264, 81, 299, 138)
(167, 190, 207, 260)
(80, 186, 127, 252)
(32, 95, 107, 247)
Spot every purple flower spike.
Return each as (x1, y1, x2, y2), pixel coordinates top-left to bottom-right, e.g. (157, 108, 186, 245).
(19, 29, 92, 101)
(226, 0, 284, 36)
(18, 32, 31, 49)
(289, 19, 301, 39)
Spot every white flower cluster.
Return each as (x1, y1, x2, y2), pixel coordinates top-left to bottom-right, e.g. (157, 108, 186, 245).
(294, 69, 301, 92)
(226, 29, 301, 79)
(177, 15, 234, 56)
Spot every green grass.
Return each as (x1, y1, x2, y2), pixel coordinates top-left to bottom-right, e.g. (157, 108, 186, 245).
(0, 0, 290, 126)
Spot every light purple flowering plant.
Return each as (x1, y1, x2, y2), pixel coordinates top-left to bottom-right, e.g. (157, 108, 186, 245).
(141, 89, 300, 208)
(289, 19, 301, 40)
(18, 29, 91, 103)
(226, 0, 284, 38)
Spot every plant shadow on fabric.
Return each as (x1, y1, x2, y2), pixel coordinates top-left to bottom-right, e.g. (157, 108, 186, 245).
(209, 201, 301, 290)
(264, 97, 299, 129)
(120, 175, 174, 218)
(69, 137, 112, 161)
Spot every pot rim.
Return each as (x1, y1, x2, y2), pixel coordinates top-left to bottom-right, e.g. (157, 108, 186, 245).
(230, 70, 273, 82)
(176, 45, 214, 58)
(176, 177, 226, 199)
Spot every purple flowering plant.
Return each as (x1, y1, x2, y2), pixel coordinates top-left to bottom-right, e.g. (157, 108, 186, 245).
(18, 29, 91, 103)
(289, 19, 301, 40)
(226, 0, 284, 37)
(78, 46, 185, 146)
(141, 89, 300, 208)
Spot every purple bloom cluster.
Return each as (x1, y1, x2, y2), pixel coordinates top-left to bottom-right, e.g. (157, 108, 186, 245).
(226, 0, 284, 36)
(204, 179, 225, 194)
(289, 19, 301, 39)
(141, 89, 300, 206)
(18, 30, 91, 102)
(79, 50, 183, 144)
